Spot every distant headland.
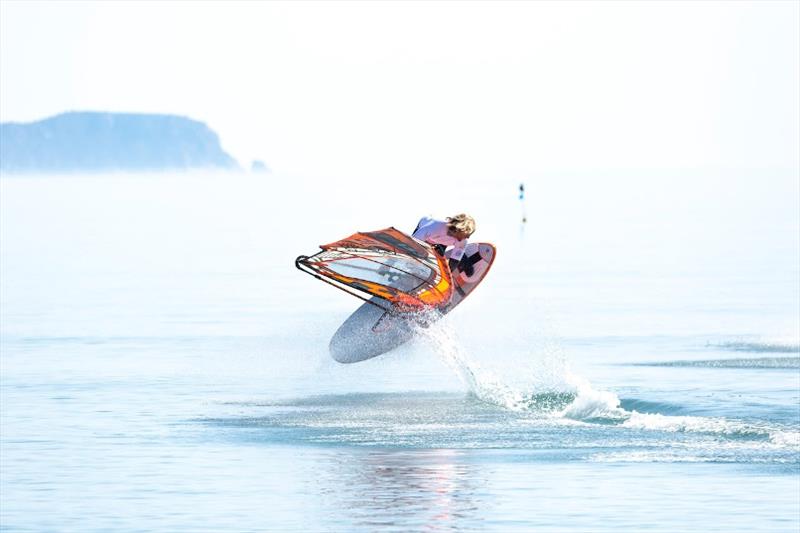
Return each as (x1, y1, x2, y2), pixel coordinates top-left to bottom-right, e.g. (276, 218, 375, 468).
(0, 111, 240, 173)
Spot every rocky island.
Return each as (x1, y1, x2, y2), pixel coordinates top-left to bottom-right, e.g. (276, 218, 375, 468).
(0, 111, 240, 173)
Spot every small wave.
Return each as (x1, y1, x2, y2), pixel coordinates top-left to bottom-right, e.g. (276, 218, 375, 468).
(771, 430, 800, 447)
(636, 357, 800, 369)
(592, 451, 719, 463)
(592, 449, 799, 464)
(622, 411, 759, 438)
(562, 390, 799, 449)
(558, 372, 627, 422)
(618, 398, 688, 416)
(561, 384, 799, 448)
(713, 340, 800, 354)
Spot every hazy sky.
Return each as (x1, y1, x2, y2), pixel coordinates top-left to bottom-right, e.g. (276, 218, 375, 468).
(1, 1, 798, 178)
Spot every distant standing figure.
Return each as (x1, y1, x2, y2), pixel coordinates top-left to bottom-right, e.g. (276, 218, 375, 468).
(412, 214, 477, 275)
(519, 183, 527, 223)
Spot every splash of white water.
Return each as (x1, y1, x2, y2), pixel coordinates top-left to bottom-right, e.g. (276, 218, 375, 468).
(415, 316, 530, 410)
(415, 317, 800, 451)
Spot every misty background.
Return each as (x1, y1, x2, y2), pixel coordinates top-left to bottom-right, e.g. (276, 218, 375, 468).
(1, 1, 798, 181)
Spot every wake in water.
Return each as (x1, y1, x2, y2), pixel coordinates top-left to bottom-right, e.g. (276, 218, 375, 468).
(414, 318, 800, 449)
(712, 337, 800, 354)
(638, 357, 800, 369)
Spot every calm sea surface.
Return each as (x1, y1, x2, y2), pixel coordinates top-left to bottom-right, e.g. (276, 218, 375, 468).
(1, 172, 798, 532)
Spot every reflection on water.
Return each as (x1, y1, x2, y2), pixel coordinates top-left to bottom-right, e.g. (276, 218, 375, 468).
(319, 449, 484, 531)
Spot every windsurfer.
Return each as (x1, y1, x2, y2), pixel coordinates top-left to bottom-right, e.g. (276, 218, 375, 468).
(412, 214, 476, 276)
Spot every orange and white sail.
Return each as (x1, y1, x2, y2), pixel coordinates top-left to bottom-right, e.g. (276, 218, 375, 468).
(296, 227, 453, 311)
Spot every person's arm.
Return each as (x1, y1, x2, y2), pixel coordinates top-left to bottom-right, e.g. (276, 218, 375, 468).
(412, 225, 432, 241)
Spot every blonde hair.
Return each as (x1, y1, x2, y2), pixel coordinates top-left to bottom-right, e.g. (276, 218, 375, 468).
(446, 214, 476, 237)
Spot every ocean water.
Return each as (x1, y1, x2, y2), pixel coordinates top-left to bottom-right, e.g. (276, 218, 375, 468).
(1, 171, 798, 532)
